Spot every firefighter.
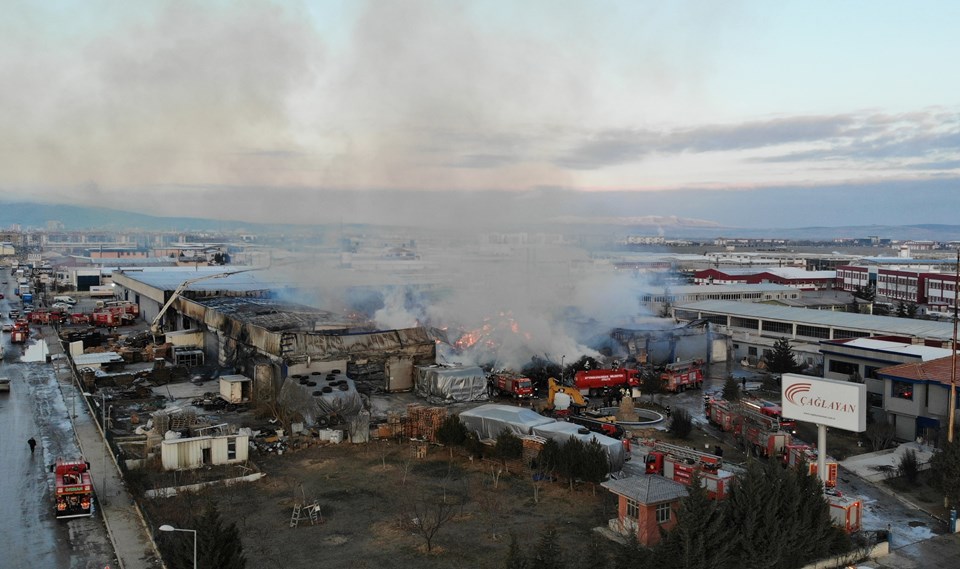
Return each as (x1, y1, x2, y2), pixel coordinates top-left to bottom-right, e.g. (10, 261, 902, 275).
(27, 437, 37, 453)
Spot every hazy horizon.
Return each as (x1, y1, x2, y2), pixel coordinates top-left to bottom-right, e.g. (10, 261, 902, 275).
(3, 1, 959, 229)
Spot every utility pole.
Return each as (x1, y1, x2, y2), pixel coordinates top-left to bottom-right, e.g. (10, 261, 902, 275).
(949, 247, 959, 444)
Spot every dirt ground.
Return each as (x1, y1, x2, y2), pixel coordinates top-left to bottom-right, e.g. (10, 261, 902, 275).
(142, 439, 618, 569)
(884, 470, 951, 520)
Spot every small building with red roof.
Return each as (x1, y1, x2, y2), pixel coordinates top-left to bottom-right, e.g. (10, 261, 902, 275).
(876, 355, 960, 442)
(600, 474, 688, 546)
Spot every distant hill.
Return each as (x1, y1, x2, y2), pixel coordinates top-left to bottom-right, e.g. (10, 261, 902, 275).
(0, 201, 283, 233)
(4, 199, 960, 242)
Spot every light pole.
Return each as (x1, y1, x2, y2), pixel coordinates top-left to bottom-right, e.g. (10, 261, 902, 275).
(560, 355, 566, 385)
(159, 524, 197, 569)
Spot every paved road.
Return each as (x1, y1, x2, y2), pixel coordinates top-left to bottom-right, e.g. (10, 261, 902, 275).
(1, 277, 116, 569)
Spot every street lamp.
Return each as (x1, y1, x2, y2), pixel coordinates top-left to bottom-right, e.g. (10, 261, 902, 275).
(560, 355, 566, 385)
(159, 524, 197, 569)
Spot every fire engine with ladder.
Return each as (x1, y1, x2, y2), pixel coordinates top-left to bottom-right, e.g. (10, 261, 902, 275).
(705, 397, 791, 459)
(643, 441, 735, 499)
(51, 458, 94, 519)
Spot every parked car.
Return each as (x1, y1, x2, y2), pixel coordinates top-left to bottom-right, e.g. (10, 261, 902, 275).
(8, 310, 19, 319)
(0, 377, 10, 392)
(1, 323, 13, 332)
(51, 302, 72, 310)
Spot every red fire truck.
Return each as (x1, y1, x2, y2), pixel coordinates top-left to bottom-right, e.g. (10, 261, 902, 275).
(826, 490, 862, 533)
(643, 441, 733, 499)
(11, 319, 29, 344)
(783, 443, 838, 487)
(51, 458, 94, 519)
(573, 368, 640, 396)
(488, 372, 534, 398)
(705, 397, 791, 459)
(660, 358, 705, 392)
(742, 396, 796, 433)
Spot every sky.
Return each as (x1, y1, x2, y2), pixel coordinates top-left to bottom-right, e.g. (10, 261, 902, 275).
(2, 0, 959, 228)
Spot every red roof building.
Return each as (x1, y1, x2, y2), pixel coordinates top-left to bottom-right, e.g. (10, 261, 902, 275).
(877, 355, 960, 442)
(600, 475, 688, 547)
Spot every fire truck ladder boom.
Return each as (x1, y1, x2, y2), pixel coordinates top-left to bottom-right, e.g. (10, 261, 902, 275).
(740, 407, 781, 431)
(653, 442, 722, 467)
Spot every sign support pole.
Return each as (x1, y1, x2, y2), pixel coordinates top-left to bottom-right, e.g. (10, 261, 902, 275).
(818, 423, 827, 486)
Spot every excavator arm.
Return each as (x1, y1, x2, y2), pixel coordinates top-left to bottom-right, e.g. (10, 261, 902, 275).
(150, 269, 255, 336)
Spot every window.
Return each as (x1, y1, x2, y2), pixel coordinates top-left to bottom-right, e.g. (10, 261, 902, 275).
(867, 392, 883, 408)
(761, 320, 792, 334)
(626, 498, 639, 519)
(748, 347, 758, 357)
(796, 325, 830, 339)
(828, 360, 859, 376)
(656, 502, 671, 524)
(892, 381, 914, 400)
(228, 439, 237, 460)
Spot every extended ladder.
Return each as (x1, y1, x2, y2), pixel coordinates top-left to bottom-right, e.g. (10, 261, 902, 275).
(652, 442, 722, 467)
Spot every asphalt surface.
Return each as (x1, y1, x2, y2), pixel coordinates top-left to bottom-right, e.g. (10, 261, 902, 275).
(1, 278, 116, 569)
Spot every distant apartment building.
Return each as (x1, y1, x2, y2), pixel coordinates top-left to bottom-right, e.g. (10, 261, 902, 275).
(88, 247, 150, 259)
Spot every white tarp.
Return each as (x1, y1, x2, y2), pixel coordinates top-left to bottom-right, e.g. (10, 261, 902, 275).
(458, 404, 556, 439)
(531, 421, 626, 471)
(277, 373, 364, 425)
(415, 365, 489, 404)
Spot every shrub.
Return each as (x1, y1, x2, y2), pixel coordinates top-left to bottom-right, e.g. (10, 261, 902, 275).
(495, 430, 523, 460)
(898, 449, 920, 483)
(435, 414, 467, 446)
(668, 408, 693, 439)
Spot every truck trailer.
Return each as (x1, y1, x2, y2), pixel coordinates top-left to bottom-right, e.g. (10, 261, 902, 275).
(573, 368, 640, 396)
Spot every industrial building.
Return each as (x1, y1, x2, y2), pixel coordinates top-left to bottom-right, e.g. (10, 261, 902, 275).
(111, 267, 438, 400)
(638, 284, 800, 314)
(693, 267, 837, 290)
(673, 300, 958, 369)
(819, 337, 953, 430)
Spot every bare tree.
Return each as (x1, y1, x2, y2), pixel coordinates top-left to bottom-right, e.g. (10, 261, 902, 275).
(866, 417, 896, 451)
(408, 497, 458, 553)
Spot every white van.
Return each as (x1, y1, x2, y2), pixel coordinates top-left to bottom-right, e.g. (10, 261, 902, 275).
(53, 295, 77, 305)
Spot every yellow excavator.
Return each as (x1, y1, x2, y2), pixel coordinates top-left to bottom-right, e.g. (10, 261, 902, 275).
(543, 377, 589, 416)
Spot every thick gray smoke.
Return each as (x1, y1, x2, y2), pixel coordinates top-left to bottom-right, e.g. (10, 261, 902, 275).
(277, 232, 657, 371)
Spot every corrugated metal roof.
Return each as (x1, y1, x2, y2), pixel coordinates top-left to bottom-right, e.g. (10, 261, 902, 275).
(823, 338, 953, 360)
(191, 296, 356, 332)
(677, 300, 957, 340)
(704, 267, 836, 279)
(643, 283, 797, 295)
(116, 268, 278, 292)
(74, 352, 124, 365)
(601, 474, 688, 504)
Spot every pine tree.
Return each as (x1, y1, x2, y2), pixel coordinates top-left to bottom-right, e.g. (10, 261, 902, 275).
(504, 532, 529, 569)
(435, 414, 467, 446)
(765, 338, 800, 375)
(930, 439, 960, 507)
(532, 527, 565, 569)
(578, 537, 609, 569)
(162, 504, 247, 569)
(722, 375, 741, 402)
(725, 461, 785, 569)
(658, 471, 734, 569)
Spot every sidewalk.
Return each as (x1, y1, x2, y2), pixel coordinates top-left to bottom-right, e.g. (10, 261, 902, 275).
(48, 332, 163, 569)
(841, 442, 935, 484)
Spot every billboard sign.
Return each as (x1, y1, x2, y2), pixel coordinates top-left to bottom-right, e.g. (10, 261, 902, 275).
(781, 373, 866, 432)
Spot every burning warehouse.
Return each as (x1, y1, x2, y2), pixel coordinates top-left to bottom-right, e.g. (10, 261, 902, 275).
(111, 269, 438, 403)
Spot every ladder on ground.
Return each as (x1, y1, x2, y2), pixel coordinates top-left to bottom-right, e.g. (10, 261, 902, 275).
(290, 501, 322, 528)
